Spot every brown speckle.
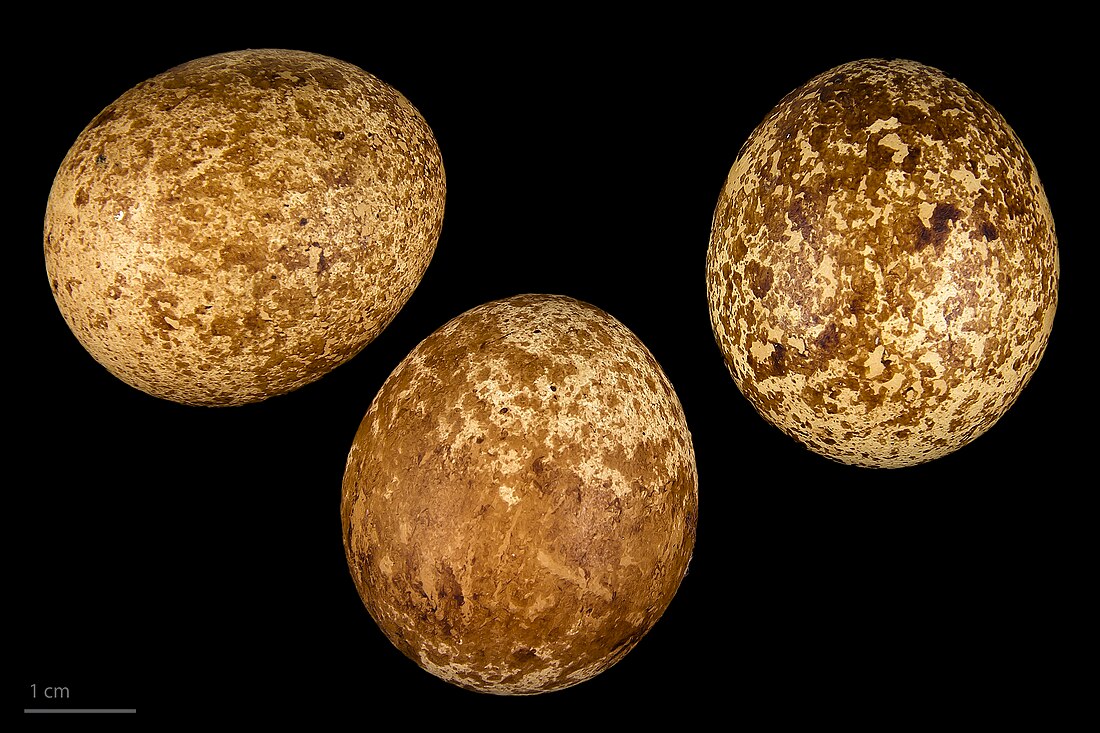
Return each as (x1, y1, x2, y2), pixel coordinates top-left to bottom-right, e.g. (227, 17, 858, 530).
(816, 323, 840, 353)
(745, 260, 774, 299)
(770, 342, 786, 376)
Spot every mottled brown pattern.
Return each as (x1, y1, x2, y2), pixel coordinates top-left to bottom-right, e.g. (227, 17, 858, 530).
(706, 59, 1059, 467)
(44, 49, 446, 406)
(341, 295, 698, 694)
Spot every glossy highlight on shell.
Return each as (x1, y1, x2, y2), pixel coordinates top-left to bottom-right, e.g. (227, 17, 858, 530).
(341, 294, 698, 694)
(44, 48, 446, 406)
(706, 58, 1059, 468)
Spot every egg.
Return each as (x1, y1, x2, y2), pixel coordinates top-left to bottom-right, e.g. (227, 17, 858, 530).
(44, 49, 445, 406)
(706, 58, 1059, 468)
(341, 294, 698, 694)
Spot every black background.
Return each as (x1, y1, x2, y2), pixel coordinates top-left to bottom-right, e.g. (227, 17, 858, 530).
(17, 11, 1088, 725)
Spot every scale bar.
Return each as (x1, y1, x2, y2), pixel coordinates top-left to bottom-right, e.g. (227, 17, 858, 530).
(24, 704, 135, 708)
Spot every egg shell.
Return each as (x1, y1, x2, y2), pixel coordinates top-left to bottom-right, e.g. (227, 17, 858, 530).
(706, 58, 1059, 468)
(341, 294, 698, 694)
(44, 48, 446, 406)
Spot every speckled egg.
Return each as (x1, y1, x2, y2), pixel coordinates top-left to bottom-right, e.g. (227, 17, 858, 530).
(44, 49, 445, 406)
(341, 294, 698, 694)
(706, 58, 1059, 468)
